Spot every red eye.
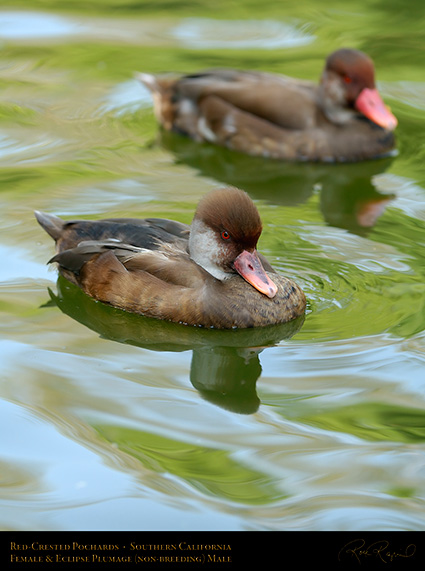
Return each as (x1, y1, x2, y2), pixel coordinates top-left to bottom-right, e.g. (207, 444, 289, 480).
(344, 75, 352, 84)
(221, 230, 231, 240)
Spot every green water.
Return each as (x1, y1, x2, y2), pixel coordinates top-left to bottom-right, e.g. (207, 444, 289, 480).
(1, 1, 425, 531)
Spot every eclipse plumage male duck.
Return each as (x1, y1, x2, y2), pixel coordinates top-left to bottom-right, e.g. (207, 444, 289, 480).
(35, 188, 306, 329)
(137, 48, 397, 162)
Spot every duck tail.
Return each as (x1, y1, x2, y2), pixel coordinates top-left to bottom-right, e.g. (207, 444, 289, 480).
(135, 72, 177, 129)
(34, 211, 64, 241)
(135, 72, 162, 93)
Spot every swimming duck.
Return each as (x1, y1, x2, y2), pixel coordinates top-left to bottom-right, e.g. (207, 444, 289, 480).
(35, 188, 306, 329)
(137, 48, 397, 162)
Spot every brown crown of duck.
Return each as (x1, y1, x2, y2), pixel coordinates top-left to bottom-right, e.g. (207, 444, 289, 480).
(35, 188, 306, 329)
(189, 188, 278, 297)
(137, 48, 397, 162)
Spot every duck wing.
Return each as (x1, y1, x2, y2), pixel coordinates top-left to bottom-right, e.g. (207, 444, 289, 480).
(50, 238, 214, 324)
(141, 69, 318, 133)
(35, 211, 190, 252)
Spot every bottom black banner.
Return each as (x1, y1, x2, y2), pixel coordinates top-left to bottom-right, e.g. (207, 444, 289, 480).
(2, 531, 422, 570)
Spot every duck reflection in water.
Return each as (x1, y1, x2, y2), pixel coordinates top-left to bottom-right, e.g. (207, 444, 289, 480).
(46, 277, 304, 415)
(158, 131, 395, 236)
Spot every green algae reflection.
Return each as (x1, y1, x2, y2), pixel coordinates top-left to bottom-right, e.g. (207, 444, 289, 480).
(95, 425, 287, 505)
(299, 402, 425, 444)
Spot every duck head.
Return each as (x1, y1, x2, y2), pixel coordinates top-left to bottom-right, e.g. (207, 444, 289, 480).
(319, 48, 397, 130)
(188, 188, 278, 298)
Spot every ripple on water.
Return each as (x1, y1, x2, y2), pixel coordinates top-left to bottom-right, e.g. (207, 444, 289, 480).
(0, 134, 68, 166)
(374, 173, 425, 221)
(171, 18, 316, 49)
(102, 80, 153, 116)
(0, 245, 52, 283)
(299, 224, 412, 273)
(381, 81, 425, 111)
(0, 11, 316, 51)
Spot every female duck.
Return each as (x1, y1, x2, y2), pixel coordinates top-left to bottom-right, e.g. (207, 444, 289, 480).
(35, 188, 306, 329)
(137, 48, 397, 162)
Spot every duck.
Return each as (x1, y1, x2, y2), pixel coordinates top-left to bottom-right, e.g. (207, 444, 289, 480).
(35, 188, 306, 329)
(137, 48, 397, 162)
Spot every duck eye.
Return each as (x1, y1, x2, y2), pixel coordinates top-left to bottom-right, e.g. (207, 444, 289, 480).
(221, 230, 231, 240)
(343, 75, 352, 84)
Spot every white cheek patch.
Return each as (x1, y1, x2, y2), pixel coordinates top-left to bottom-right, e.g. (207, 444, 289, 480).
(327, 76, 346, 103)
(321, 76, 356, 125)
(189, 220, 230, 281)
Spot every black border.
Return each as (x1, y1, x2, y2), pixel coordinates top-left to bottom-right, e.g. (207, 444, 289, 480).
(2, 531, 423, 570)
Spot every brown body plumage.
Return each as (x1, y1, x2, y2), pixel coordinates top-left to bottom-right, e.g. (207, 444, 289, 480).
(137, 48, 397, 162)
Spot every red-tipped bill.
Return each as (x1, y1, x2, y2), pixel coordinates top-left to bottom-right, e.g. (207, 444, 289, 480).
(355, 87, 397, 130)
(233, 250, 278, 298)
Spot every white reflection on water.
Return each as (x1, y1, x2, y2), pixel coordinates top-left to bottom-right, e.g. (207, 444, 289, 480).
(0, 11, 85, 39)
(1, 399, 229, 531)
(0, 134, 68, 165)
(0, 245, 52, 282)
(52, 179, 156, 216)
(0, 11, 315, 51)
(0, 399, 123, 500)
(102, 80, 152, 116)
(172, 18, 315, 49)
(380, 81, 425, 111)
(298, 225, 412, 273)
(56, 497, 242, 532)
(263, 333, 425, 397)
(374, 174, 425, 221)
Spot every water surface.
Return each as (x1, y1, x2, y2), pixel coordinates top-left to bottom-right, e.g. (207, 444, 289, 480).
(1, 1, 425, 532)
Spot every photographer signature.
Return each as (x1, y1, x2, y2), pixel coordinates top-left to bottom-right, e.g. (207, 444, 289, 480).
(338, 538, 416, 564)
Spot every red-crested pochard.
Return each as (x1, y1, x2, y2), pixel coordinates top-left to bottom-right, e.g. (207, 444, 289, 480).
(137, 48, 397, 162)
(35, 188, 306, 329)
